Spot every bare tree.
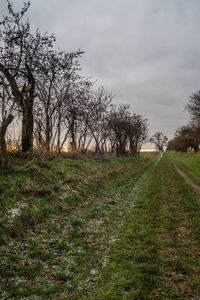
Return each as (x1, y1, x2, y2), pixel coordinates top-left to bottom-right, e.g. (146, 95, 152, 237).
(108, 105, 148, 156)
(149, 132, 168, 151)
(0, 1, 56, 155)
(127, 114, 148, 156)
(108, 105, 130, 157)
(167, 124, 200, 152)
(186, 91, 200, 123)
(0, 73, 17, 167)
(84, 87, 113, 154)
(35, 50, 84, 155)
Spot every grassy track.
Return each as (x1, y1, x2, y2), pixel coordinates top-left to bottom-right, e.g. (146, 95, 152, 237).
(1, 152, 199, 299)
(93, 153, 200, 299)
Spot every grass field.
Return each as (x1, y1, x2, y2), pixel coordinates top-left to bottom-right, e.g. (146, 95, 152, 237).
(0, 152, 200, 299)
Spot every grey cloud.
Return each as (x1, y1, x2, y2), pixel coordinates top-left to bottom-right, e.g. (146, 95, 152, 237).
(1, 0, 200, 148)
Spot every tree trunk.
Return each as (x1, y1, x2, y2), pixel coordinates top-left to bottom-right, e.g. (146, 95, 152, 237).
(70, 118, 77, 152)
(0, 114, 14, 169)
(0, 63, 35, 156)
(22, 64, 35, 156)
(70, 132, 77, 152)
(45, 114, 51, 155)
(22, 107, 33, 155)
(130, 139, 138, 156)
(57, 108, 61, 154)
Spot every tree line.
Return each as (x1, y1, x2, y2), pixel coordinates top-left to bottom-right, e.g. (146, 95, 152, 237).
(0, 1, 148, 168)
(167, 91, 200, 152)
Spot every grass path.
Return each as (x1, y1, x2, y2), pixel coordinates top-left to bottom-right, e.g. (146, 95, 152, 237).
(1, 153, 200, 299)
(93, 153, 200, 299)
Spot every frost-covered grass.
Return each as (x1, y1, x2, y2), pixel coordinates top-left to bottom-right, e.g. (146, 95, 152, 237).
(0, 154, 156, 299)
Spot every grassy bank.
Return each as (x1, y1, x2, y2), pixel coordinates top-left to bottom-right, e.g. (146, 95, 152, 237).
(0, 153, 156, 299)
(0, 155, 153, 243)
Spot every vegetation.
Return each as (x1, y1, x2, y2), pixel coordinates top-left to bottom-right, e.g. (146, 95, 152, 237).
(167, 90, 200, 152)
(149, 131, 168, 151)
(167, 125, 200, 152)
(0, 1, 148, 169)
(1, 152, 200, 299)
(94, 153, 200, 299)
(168, 151, 200, 185)
(0, 153, 157, 299)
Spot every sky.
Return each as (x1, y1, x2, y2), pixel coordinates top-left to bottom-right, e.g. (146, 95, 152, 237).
(1, 0, 200, 149)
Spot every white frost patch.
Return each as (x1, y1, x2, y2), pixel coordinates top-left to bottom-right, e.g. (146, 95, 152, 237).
(90, 269, 98, 275)
(109, 237, 118, 244)
(64, 184, 70, 191)
(7, 208, 21, 218)
(83, 218, 104, 234)
(6, 202, 28, 219)
(102, 256, 109, 267)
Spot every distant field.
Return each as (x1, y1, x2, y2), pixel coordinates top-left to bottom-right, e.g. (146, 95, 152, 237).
(0, 152, 200, 299)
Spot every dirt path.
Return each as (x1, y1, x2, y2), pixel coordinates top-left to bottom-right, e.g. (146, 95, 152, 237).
(175, 166, 200, 194)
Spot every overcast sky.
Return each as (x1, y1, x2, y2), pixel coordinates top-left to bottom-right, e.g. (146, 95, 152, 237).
(1, 0, 200, 149)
